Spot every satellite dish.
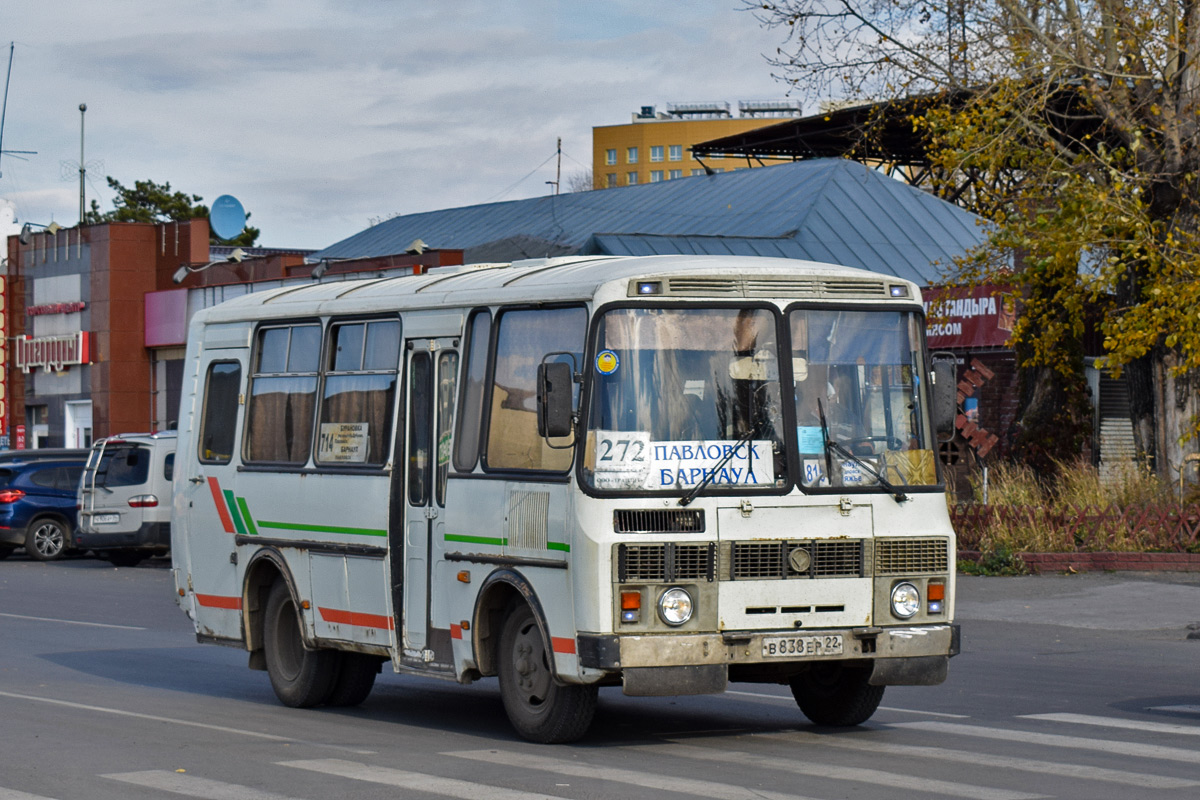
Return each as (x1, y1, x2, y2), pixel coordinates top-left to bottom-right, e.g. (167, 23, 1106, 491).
(210, 195, 246, 241)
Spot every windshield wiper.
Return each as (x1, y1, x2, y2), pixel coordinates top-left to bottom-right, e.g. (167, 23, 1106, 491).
(817, 399, 909, 503)
(678, 425, 760, 507)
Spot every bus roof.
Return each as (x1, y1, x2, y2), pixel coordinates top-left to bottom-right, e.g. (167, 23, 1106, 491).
(194, 254, 917, 325)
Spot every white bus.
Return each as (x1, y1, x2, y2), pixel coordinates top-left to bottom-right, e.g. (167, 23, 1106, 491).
(171, 254, 960, 743)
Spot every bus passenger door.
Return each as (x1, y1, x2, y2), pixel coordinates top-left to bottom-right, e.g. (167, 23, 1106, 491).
(400, 338, 458, 666)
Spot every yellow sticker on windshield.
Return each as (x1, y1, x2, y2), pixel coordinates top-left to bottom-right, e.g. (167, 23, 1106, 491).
(595, 350, 620, 375)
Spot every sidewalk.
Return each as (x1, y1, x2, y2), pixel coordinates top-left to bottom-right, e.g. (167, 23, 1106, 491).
(956, 572, 1200, 632)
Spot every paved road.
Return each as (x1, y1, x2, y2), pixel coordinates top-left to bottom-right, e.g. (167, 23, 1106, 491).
(1, 554, 1198, 799)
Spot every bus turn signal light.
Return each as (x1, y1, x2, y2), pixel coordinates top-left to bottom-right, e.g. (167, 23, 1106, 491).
(620, 590, 641, 624)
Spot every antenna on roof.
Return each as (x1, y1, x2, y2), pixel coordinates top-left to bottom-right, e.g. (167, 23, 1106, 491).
(0, 42, 38, 179)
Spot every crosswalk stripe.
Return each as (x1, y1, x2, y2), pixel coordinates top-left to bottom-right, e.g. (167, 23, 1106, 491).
(893, 720, 1200, 764)
(0, 789, 58, 800)
(446, 750, 815, 800)
(279, 759, 573, 800)
(757, 730, 1200, 790)
(1022, 712, 1200, 737)
(653, 741, 1044, 800)
(103, 771, 305, 800)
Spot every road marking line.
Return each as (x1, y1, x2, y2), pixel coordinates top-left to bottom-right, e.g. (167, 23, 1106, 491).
(279, 759, 573, 799)
(1149, 705, 1200, 715)
(722, 689, 970, 718)
(103, 771, 303, 800)
(0, 612, 145, 630)
(0, 789, 59, 800)
(446, 749, 819, 800)
(893, 720, 1200, 764)
(654, 741, 1042, 800)
(757, 729, 1200, 789)
(0, 690, 374, 754)
(1021, 712, 1200, 737)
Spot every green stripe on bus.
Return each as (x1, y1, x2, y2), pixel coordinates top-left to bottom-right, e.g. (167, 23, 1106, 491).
(236, 497, 258, 536)
(547, 542, 570, 552)
(444, 533, 507, 546)
(256, 520, 387, 537)
(223, 490, 247, 535)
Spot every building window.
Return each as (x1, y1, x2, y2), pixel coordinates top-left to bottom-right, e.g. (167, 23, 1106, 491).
(627, 172, 639, 185)
(626, 147, 639, 164)
(691, 169, 706, 177)
(669, 145, 683, 161)
(650, 145, 664, 162)
(711, 167, 724, 173)
(606, 173, 617, 188)
(669, 169, 683, 180)
(650, 170, 664, 182)
(605, 148, 617, 166)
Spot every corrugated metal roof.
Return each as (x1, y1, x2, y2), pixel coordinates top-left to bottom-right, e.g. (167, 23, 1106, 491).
(311, 159, 987, 284)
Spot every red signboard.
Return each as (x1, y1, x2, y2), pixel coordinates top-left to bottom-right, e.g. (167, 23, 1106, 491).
(15, 425, 25, 450)
(14, 331, 91, 373)
(924, 285, 1016, 349)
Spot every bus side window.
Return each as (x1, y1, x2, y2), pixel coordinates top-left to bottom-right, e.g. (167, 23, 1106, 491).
(484, 306, 585, 472)
(316, 319, 401, 466)
(245, 324, 320, 465)
(453, 309, 490, 472)
(199, 362, 242, 464)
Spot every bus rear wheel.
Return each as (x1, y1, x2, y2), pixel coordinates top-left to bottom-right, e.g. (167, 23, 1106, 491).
(324, 652, 381, 707)
(497, 602, 597, 743)
(789, 663, 884, 727)
(263, 579, 337, 707)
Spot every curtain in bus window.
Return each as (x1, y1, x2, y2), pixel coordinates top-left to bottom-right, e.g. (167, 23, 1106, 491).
(317, 320, 400, 466)
(199, 362, 241, 463)
(486, 307, 585, 472)
(247, 377, 317, 463)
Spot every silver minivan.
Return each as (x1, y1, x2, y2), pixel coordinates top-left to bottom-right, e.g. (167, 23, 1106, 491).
(76, 431, 176, 567)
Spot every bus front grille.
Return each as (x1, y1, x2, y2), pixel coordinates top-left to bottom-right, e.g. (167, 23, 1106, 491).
(617, 543, 715, 582)
(874, 537, 950, 574)
(729, 540, 865, 580)
(613, 509, 705, 533)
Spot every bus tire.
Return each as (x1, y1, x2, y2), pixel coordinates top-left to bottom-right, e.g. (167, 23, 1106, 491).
(324, 653, 380, 707)
(263, 578, 337, 708)
(497, 602, 596, 744)
(789, 663, 884, 727)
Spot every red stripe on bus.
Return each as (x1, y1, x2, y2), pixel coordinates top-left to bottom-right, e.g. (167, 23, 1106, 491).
(318, 607, 395, 630)
(450, 624, 463, 640)
(196, 594, 242, 610)
(551, 637, 576, 655)
(207, 477, 236, 533)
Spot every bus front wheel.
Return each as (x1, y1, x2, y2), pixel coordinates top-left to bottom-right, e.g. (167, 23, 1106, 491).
(789, 663, 884, 726)
(497, 602, 597, 743)
(263, 579, 337, 707)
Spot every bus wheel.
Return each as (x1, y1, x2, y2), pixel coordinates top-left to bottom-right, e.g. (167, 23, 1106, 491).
(263, 579, 337, 707)
(789, 663, 884, 726)
(324, 653, 380, 707)
(497, 602, 597, 743)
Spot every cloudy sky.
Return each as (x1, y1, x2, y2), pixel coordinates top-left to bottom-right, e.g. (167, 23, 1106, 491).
(0, 1, 797, 250)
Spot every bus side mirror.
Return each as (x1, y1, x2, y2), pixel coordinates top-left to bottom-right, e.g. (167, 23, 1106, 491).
(931, 355, 957, 440)
(537, 361, 574, 438)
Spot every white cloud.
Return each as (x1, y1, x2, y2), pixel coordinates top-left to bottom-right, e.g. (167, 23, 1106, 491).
(0, 1, 793, 248)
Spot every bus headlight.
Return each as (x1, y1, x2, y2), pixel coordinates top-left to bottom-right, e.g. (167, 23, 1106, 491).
(658, 588, 693, 626)
(890, 582, 921, 619)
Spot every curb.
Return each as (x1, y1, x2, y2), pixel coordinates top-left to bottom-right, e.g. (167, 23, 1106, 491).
(958, 550, 1200, 573)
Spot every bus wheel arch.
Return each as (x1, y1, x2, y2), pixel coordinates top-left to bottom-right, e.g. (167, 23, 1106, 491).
(472, 569, 543, 678)
(243, 548, 301, 663)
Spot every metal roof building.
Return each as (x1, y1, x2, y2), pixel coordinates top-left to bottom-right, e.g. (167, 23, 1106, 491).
(311, 158, 989, 286)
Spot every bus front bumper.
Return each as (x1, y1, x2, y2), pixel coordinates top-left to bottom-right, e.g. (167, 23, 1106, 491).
(577, 623, 960, 695)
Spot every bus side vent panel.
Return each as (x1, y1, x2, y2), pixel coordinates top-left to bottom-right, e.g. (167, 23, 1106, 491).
(613, 509, 705, 533)
(874, 537, 950, 575)
(507, 490, 550, 550)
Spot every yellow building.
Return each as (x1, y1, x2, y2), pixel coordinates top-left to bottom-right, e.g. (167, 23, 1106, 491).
(592, 101, 800, 189)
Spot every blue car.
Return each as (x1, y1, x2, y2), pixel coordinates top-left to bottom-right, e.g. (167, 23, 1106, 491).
(0, 458, 88, 562)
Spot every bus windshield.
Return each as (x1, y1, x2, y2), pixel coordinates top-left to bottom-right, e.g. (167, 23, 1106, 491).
(584, 307, 788, 493)
(791, 308, 937, 490)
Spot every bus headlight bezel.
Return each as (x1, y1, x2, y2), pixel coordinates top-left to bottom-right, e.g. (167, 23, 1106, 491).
(658, 587, 694, 626)
(890, 581, 921, 619)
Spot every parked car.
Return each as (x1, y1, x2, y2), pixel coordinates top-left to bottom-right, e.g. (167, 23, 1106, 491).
(76, 432, 176, 567)
(0, 448, 90, 463)
(0, 457, 88, 561)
